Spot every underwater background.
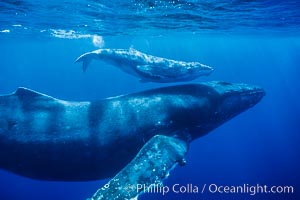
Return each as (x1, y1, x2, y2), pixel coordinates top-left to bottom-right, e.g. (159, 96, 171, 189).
(0, 0, 299, 199)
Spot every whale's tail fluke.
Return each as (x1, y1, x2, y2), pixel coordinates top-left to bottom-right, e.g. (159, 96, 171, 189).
(74, 52, 94, 72)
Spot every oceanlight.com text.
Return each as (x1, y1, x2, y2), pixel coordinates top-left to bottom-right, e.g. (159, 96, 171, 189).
(206, 183, 294, 196)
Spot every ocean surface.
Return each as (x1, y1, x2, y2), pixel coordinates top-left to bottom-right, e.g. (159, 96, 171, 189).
(0, 0, 300, 199)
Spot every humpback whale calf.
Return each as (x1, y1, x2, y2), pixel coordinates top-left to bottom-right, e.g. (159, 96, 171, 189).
(75, 48, 213, 83)
(0, 81, 264, 184)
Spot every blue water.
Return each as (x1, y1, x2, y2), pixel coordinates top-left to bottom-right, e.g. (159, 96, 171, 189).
(0, 0, 300, 200)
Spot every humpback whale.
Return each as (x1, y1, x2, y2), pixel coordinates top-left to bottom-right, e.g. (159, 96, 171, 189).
(0, 81, 264, 183)
(75, 48, 213, 83)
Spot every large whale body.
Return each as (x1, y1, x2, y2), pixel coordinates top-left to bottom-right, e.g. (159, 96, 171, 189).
(0, 81, 264, 182)
(75, 48, 213, 83)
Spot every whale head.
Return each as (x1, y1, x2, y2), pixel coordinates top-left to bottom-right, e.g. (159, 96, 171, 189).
(188, 62, 214, 77)
(210, 81, 264, 118)
(165, 81, 265, 139)
(196, 81, 264, 138)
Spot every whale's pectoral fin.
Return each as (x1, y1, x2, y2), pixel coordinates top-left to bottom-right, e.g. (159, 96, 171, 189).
(89, 135, 189, 200)
(136, 65, 153, 75)
(136, 65, 164, 81)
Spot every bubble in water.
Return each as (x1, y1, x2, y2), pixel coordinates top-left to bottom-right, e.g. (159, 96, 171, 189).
(1, 29, 10, 33)
(93, 35, 105, 48)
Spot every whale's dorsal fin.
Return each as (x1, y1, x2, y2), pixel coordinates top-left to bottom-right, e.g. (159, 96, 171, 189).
(14, 87, 55, 100)
(89, 135, 188, 200)
(15, 87, 42, 97)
